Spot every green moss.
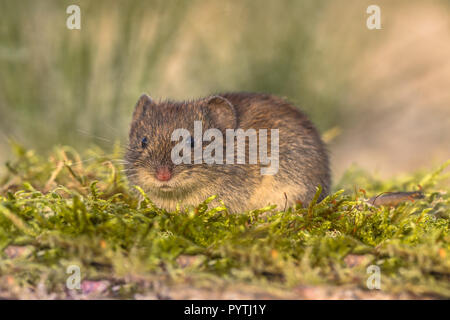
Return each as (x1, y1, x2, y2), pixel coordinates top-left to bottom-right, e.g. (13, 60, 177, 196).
(0, 144, 449, 298)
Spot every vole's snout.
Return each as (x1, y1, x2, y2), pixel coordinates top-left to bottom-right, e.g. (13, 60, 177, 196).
(155, 166, 172, 182)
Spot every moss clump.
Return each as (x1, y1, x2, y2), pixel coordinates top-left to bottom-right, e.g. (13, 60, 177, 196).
(0, 143, 449, 299)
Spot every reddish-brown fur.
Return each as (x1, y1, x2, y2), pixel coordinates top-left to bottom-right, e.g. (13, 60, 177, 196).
(125, 92, 330, 212)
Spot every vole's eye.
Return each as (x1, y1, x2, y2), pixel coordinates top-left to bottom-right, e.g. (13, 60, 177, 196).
(141, 137, 149, 149)
(186, 136, 195, 148)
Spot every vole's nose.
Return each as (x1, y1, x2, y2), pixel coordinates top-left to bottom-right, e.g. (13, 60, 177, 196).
(156, 166, 172, 181)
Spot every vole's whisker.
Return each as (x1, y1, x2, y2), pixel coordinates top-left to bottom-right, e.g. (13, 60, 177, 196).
(126, 173, 140, 179)
(121, 169, 137, 174)
(103, 122, 121, 134)
(69, 156, 104, 166)
(76, 129, 111, 142)
(110, 159, 130, 164)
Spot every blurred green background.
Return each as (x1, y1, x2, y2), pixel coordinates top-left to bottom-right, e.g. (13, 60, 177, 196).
(1, 0, 449, 180)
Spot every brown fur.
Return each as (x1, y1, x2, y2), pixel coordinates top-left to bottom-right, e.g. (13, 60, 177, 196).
(125, 92, 330, 213)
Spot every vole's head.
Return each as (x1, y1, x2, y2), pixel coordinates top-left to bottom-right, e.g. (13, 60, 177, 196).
(125, 94, 237, 198)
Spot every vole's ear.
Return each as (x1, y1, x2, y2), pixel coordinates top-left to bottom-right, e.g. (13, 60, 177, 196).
(205, 95, 237, 130)
(132, 93, 153, 120)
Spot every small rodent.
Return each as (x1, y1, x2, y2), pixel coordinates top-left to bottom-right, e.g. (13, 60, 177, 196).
(125, 92, 330, 213)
